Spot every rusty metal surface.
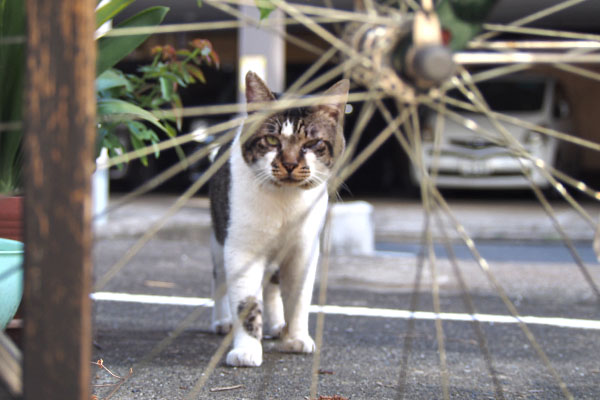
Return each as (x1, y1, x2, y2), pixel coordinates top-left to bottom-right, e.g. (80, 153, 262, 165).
(22, 0, 96, 399)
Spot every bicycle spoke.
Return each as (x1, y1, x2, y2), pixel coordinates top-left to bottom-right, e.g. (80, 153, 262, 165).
(414, 104, 450, 400)
(98, 91, 380, 169)
(333, 109, 410, 190)
(468, 40, 600, 50)
(271, 0, 374, 70)
(94, 141, 232, 292)
(434, 211, 506, 400)
(206, 0, 325, 56)
(452, 69, 599, 218)
(374, 94, 537, 399)
(87, 1, 600, 398)
(454, 51, 600, 64)
(95, 126, 239, 220)
(482, 23, 600, 42)
(450, 70, 600, 302)
(429, 180, 575, 400)
(472, 0, 588, 42)
(438, 94, 600, 203)
(555, 62, 600, 82)
(97, 17, 335, 38)
(309, 210, 334, 400)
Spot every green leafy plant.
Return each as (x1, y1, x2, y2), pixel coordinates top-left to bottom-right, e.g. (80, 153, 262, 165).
(97, 39, 219, 165)
(255, 0, 276, 20)
(0, 0, 218, 194)
(0, 0, 26, 194)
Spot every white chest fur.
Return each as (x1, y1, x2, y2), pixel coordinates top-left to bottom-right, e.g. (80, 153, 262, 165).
(226, 132, 329, 252)
(218, 130, 329, 367)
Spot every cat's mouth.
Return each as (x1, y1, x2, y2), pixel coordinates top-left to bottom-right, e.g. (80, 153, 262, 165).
(278, 177, 305, 186)
(269, 173, 313, 188)
(268, 165, 312, 188)
(277, 176, 321, 190)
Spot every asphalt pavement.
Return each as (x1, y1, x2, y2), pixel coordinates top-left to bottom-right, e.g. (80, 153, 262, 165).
(86, 194, 600, 399)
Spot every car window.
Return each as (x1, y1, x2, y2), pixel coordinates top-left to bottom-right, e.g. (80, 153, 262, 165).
(447, 80, 547, 112)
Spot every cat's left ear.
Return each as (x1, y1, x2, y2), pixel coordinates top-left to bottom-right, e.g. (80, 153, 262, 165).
(315, 79, 350, 121)
(246, 71, 276, 104)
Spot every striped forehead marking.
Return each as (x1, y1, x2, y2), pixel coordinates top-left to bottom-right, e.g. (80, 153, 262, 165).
(281, 119, 294, 137)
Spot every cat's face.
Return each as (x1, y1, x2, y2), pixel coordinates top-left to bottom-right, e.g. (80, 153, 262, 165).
(242, 72, 349, 189)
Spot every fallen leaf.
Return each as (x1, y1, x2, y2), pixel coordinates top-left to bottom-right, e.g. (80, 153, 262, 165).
(144, 280, 176, 288)
(209, 384, 244, 392)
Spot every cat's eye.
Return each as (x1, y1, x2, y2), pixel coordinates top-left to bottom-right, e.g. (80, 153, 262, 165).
(306, 126, 319, 137)
(264, 135, 280, 147)
(304, 139, 323, 149)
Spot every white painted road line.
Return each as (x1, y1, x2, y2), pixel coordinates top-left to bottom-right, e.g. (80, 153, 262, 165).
(92, 291, 214, 307)
(91, 292, 600, 331)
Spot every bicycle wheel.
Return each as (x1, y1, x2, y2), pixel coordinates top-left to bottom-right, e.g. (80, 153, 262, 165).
(90, 1, 600, 399)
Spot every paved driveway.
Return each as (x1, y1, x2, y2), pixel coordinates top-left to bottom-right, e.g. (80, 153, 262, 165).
(89, 196, 600, 399)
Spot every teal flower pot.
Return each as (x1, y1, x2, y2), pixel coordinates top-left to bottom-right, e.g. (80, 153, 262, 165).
(0, 238, 24, 330)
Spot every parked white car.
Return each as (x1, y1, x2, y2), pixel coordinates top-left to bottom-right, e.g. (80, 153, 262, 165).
(411, 75, 574, 189)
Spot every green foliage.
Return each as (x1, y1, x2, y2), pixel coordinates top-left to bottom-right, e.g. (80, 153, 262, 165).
(96, 1, 219, 167)
(97, 39, 219, 165)
(0, 0, 25, 194)
(96, 6, 169, 76)
(255, 0, 276, 20)
(96, 0, 135, 28)
(0, 0, 219, 193)
(446, 0, 498, 22)
(436, 0, 498, 50)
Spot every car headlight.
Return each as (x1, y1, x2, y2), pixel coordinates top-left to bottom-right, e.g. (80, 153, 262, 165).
(523, 131, 543, 145)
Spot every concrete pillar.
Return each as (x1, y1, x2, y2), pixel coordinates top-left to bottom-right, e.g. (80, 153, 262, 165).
(237, 6, 285, 103)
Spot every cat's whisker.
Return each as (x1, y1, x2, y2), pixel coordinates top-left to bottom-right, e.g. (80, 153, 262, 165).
(336, 182, 351, 197)
(310, 170, 329, 183)
(254, 170, 274, 188)
(306, 173, 326, 188)
(309, 171, 323, 182)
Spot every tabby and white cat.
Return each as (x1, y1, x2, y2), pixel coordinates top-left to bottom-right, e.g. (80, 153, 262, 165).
(209, 71, 349, 367)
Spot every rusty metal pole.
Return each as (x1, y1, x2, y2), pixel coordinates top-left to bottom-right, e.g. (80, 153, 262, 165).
(22, 0, 96, 399)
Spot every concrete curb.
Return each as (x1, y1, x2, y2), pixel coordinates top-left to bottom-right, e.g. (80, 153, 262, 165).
(94, 195, 599, 242)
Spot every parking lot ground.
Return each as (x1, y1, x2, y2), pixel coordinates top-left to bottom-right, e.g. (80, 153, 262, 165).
(88, 195, 600, 399)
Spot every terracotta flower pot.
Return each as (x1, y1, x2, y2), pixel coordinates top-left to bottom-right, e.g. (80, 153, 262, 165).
(0, 196, 23, 242)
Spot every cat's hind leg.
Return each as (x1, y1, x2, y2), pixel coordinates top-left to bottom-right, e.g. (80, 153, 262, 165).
(278, 242, 319, 354)
(210, 233, 232, 334)
(263, 269, 285, 338)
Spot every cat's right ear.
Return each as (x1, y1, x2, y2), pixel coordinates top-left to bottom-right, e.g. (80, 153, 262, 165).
(245, 71, 276, 104)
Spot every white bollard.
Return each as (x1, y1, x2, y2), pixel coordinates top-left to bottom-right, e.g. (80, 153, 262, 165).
(92, 148, 109, 226)
(329, 201, 375, 255)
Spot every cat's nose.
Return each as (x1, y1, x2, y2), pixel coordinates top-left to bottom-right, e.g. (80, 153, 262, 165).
(282, 161, 298, 173)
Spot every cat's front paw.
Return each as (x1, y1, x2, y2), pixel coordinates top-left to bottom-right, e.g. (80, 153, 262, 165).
(211, 319, 232, 335)
(278, 334, 316, 353)
(226, 342, 263, 367)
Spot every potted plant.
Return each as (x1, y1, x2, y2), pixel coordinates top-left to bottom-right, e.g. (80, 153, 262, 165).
(0, 0, 219, 237)
(0, 0, 218, 337)
(0, 0, 25, 243)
